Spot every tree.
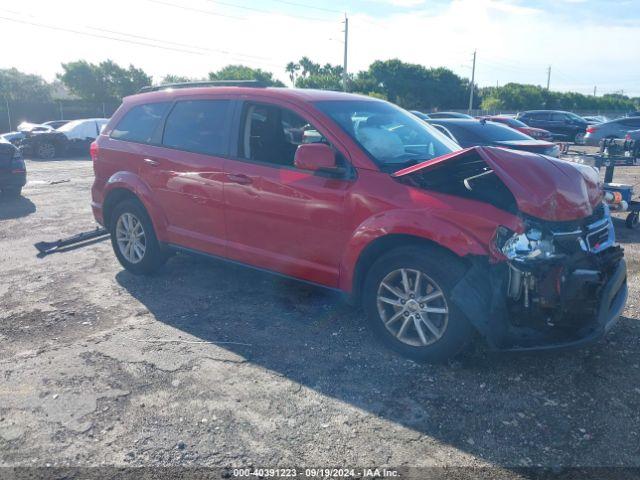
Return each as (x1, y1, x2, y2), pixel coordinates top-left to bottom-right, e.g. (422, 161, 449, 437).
(208, 65, 284, 86)
(58, 60, 152, 102)
(285, 62, 300, 86)
(361, 59, 469, 110)
(160, 74, 204, 84)
(0, 68, 52, 102)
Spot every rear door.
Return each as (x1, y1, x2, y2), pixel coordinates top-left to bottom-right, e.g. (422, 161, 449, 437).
(223, 99, 353, 287)
(147, 96, 234, 256)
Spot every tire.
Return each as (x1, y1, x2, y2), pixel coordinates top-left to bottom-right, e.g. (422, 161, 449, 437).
(574, 131, 585, 144)
(626, 212, 639, 229)
(109, 199, 167, 275)
(362, 245, 474, 363)
(36, 142, 56, 159)
(2, 187, 22, 199)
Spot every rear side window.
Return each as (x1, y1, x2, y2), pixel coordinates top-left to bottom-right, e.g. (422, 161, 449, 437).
(111, 102, 170, 143)
(163, 100, 231, 156)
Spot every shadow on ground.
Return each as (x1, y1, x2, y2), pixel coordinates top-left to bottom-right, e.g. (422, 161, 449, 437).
(116, 248, 640, 468)
(0, 195, 36, 220)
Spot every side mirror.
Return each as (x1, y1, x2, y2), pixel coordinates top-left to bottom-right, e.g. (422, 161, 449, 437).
(294, 143, 337, 171)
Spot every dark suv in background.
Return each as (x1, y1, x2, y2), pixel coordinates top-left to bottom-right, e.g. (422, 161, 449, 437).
(0, 136, 26, 198)
(516, 110, 589, 143)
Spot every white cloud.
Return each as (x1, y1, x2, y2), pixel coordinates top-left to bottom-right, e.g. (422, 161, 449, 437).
(0, 0, 639, 96)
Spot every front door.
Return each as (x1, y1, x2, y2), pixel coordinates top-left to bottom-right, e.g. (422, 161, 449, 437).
(223, 101, 353, 287)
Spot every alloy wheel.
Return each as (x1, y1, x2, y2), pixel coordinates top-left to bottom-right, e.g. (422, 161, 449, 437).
(37, 143, 55, 159)
(376, 268, 449, 347)
(115, 212, 146, 264)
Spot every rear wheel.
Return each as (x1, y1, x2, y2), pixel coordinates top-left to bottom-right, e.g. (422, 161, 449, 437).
(574, 131, 585, 144)
(36, 142, 56, 159)
(362, 246, 474, 362)
(110, 199, 167, 274)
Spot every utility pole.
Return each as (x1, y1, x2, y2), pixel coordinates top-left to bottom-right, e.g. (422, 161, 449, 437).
(468, 50, 476, 113)
(546, 65, 551, 90)
(342, 14, 349, 92)
(593, 85, 597, 97)
(4, 96, 11, 132)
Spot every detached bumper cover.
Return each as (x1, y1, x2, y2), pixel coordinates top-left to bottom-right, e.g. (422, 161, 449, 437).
(502, 258, 627, 352)
(452, 257, 628, 352)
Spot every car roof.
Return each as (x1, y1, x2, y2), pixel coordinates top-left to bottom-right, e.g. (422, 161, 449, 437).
(425, 118, 488, 125)
(125, 87, 378, 105)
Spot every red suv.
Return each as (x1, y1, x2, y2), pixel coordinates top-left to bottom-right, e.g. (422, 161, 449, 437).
(91, 82, 627, 362)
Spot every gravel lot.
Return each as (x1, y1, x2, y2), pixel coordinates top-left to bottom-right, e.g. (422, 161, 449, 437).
(1, 150, 639, 477)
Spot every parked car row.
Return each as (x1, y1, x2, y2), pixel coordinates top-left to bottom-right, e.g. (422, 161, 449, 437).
(0, 118, 109, 159)
(413, 109, 640, 148)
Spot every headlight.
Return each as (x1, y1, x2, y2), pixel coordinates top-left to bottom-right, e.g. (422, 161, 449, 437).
(496, 226, 557, 261)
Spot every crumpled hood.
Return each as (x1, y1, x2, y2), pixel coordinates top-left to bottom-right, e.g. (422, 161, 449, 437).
(393, 146, 602, 222)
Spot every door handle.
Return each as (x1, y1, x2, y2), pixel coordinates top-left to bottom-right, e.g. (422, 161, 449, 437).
(227, 173, 253, 185)
(144, 158, 160, 167)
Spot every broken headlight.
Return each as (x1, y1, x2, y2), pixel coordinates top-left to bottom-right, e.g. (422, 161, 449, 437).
(495, 225, 557, 262)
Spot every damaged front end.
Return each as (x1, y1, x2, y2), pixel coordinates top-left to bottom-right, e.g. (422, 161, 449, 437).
(394, 146, 628, 350)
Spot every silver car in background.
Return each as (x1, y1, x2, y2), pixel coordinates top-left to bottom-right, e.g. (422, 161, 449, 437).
(584, 116, 640, 146)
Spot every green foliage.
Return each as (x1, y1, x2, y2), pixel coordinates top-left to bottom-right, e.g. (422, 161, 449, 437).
(208, 65, 285, 87)
(0, 68, 51, 102)
(58, 60, 152, 102)
(160, 74, 204, 84)
(480, 83, 639, 112)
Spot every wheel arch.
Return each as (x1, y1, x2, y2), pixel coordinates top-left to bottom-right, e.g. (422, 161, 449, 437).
(102, 172, 169, 240)
(346, 233, 471, 306)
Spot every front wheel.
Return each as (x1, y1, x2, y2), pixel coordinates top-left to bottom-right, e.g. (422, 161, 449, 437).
(362, 246, 474, 362)
(110, 199, 167, 275)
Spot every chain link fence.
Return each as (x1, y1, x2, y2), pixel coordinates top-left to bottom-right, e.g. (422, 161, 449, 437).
(0, 100, 120, 133)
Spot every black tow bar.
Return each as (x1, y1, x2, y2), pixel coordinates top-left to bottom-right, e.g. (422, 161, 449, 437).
(35, 227, 109, 256)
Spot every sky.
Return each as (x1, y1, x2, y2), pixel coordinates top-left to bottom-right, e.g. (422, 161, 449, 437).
(0, 0, 639, 96)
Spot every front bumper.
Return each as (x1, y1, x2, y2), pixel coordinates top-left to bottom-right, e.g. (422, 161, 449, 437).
(501, 258, 627, 352)
(0, 170, 27, 188)
(451, 254, 628, 352)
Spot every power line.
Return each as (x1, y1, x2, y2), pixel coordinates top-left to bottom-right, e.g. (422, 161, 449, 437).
(200, 0, 332, 21)
(265, 0, 343, 14)
(91, 26, 279, 64)
(0, 14, 284, 70)
(145, 0, 244, 20)
(0, 15, 207, 56)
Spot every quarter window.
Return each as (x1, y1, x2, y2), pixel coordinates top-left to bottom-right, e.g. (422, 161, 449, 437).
(162, 99, 231, 156)
(111, 102, 170, 143)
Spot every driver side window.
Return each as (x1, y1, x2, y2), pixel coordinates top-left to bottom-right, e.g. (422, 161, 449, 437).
(239, 103, 327, 167)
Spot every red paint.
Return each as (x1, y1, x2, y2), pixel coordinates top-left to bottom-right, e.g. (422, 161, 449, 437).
(92, 87, 603, 294)
(480, 116, 553, 141)
(394, 146, 602, 222)
(294, 143, 336, 171)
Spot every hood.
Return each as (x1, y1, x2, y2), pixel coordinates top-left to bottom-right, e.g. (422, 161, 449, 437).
(393, 146, 601, 222)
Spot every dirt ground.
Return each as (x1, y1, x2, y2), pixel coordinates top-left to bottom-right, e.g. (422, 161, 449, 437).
(1, 148, 639, 477)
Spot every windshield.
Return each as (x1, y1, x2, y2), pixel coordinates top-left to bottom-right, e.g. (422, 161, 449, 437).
(57, 120, 83, 133)
(433, 121, 533, 147)
(566, 112, 585, 122)
(315, 100, 460, 171)
(493, 117, 527, 128)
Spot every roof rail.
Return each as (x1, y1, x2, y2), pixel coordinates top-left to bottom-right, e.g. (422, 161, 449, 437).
(138, 80, 269, 93)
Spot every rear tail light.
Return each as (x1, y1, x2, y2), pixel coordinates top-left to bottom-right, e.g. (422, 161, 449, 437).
(586, 126, 597, 134)
(90, 141, 99, 162)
